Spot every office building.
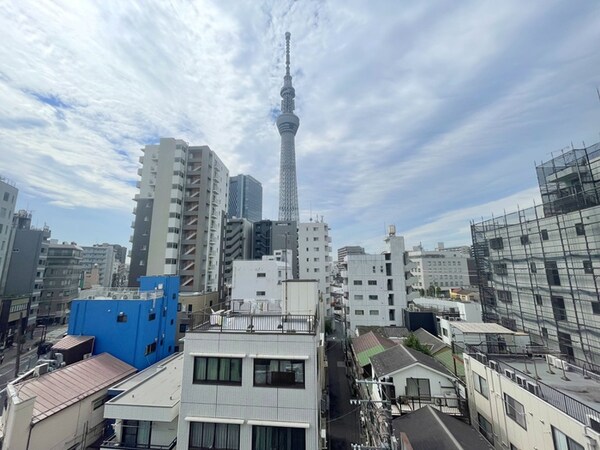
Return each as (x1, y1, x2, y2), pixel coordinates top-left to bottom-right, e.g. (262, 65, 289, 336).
(231, 252, 291, 301)
(38, 240, 83, 325)
(3, 210, 51, 331)
(229, 174, 262, 222)
(68, 275, 179, 370)
(409, 244, 471, 292)
(223, 218, 253, 286)
(82, 244, 116, 288)
(298, 221, 332, 307)
(129, 138, 229, 296)
(252, 219, 298, 278)
(277, 32, 300, 222)
(471, 141, 600, 368)
(341, 226, 417, 332)
(0, 175, 18, 293)
(337, 246, 365, 264)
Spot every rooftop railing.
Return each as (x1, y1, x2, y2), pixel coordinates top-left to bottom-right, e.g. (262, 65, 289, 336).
(188, 309, 318, 334)
(78, 287, 164, 301)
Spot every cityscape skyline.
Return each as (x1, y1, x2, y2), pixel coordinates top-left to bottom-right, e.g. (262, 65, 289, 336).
(0, 2, 600, 252)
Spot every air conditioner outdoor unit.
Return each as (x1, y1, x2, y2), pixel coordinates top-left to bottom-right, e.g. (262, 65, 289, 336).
(489, 360, 498, 371)
(504, 369, 515, 380)
(515, 375, 526, 387)
(434, 397, 444, 406)
(526, 381, 540, 396)
(546, 355, 557, 366)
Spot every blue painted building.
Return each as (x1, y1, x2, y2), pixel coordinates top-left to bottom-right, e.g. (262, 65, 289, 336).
(68, 275, 179, 370)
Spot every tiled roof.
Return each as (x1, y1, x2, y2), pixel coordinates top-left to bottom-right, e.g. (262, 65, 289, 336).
(370, 344, 454, 378)
(413, 328, 448, 355)
(352, 331, 397, 367)
(356, 326, 410, 339)
(393, 406, 494, 450)
(15, 353, 136, 423)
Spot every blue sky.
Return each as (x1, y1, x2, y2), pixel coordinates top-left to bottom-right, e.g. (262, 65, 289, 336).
(0, 1, 599, 254)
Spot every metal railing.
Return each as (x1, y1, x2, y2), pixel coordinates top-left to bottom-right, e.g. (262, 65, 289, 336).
(100, 435, 176, 450)
(468, 352, 600, 425)
(188, 310, 318, 334)
(396, 395, 468, 418)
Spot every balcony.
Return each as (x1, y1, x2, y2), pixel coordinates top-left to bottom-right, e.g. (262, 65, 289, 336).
(101, 436, 176, 450)
(189, 310, 318, 335)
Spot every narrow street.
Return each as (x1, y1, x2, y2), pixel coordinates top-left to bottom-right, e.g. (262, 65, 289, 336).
(327, 320, 360, 450)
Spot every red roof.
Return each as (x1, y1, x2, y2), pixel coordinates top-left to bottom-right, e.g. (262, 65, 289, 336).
(352, 331, 396, 355)
(51, 335, 94, 351)
(15, 353, 136, 423)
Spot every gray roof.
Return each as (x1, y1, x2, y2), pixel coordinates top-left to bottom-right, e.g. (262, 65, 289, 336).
(370, 344, 454, 378)
(356, 326, 410, 339)
(413, 328, 449, 355)
(393, 406, 494, 450)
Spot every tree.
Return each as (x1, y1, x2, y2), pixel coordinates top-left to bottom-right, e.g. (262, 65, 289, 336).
(404, 333, 432, 356)
(418, 288, 425, 297)
(435, 286, 442, 297)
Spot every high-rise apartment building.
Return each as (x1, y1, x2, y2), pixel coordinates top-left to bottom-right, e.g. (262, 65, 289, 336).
(252, 220, 298, 278)
(38, 240, 83, 324)
(129, 138, 229, 296)
(337, 246, 365, 264)
(298, 221, 332, 303)
(223, 218, 253, 286)
(472, 141, 600, 369)
(0, 175, 18, 292)
(82, 244, 116, 288)
(3, 210, 50, 330)
(341, 227, 417, 332)
(277, 32, 300, 222)
(409, 243, 470, 291)
(228, 174, 262, 222)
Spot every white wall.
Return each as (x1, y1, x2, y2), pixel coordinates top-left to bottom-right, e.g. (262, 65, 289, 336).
(409, 249, 470, 290)
(413, 297, 482, 322)
(231, 259, 287, 300)
(298, 222, 332, 313)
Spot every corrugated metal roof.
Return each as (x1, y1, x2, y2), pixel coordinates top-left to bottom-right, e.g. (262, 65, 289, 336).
(450, 322, 514, 334)
(51, 335, 94, 351)
(371, 344, 453, 377)
(413, 328, 448, 355)
(15, 353, 136, 423)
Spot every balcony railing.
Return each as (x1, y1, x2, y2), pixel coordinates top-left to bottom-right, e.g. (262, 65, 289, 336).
(101, 435, 176, 450)
(188, 310, 318, 335)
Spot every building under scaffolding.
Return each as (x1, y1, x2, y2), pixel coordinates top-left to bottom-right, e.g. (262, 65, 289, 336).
(471, 141, 600, 371)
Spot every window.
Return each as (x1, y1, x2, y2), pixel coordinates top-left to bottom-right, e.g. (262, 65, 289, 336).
(546, 261, 561, 286)
(406, 378, 431, 399)
(489, 237, 504, 250)
(145, 342, 156, 355)
(368, 280, 377, 286)
(477, 414, 494, 445)
(193, 357, 242, 385)
(117, 313, 127, 323)
(520, 235, 530, 245)
(354, 295, 363, 300)
(551, 426, 584, 450)
(368, 295, 378, 300)
(180, 323, 188, 333)
(148, 312, 156, 321)
(583, 260, 593, 274)
(190, 422, 240, 450)
(535, 294, 543, 306)
(542, 327, 548, 339)
(530, 262, 537, 273)
(2, 192, 8, 201)
(122, 420, 151, 448)
(355, 310, 364, 315)
(551, 296, 567, 321)
(353, 280, 362, 286)
(252, 426, 305, 450)
(504, 394, 526, 429)
(497, 290, 512, 303)
(493, 262, 508, 276)
(575, 222, 585, 236)
(92, 395, 108, 410)
(592, 302, 600, 315)
(254, 359, 304, 388)
(389, 309, 395, 321)
(541, 229, 549, 240)
(256, 291, 266, 296)
(473, 373, 489, 398)
(369, 310, 379, 315)
(257, 273, 266, 278)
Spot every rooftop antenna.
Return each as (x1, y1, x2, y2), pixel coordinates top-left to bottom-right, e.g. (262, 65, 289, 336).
(309, 202, 313, 222)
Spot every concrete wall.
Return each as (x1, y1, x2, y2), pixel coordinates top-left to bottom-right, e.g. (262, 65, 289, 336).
(177, 331, 320, 450)
(231, 260, 285, 301)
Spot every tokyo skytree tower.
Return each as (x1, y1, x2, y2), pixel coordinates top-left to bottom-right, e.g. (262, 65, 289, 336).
(277, 32, 300, 222)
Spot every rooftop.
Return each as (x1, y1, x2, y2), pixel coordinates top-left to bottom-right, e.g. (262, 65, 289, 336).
(371, 344, 454, 378)
(104, 353, 182, 422)
(449, 322, 516, 334)
(9, 353, 135, 424)
(356, 326, 410, 340)
(52, 335, 94, 351)
(188, 310, 318, 335)
(78, 287, 164, 301)
(393, 406, 493, 450)
(352, 331, 397, 367)
(469, 352, 600, 424)
(413, 328, 448, 354)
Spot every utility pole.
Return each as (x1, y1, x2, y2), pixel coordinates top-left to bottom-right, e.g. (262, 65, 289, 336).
(351, 378, 396, 450)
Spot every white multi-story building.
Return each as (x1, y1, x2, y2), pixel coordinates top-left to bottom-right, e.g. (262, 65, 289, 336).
(230, 252, 291, 301)
(409, 244, 470, 291)
(129, 138, 229, 296)
(82, 244, 116, 287)
(411, 297, 482, 322)
(341, 227, 417, 332)
(465, 351, 600, 450)
(298, 221, 332, 305)
(177, 280, 325, 450)
(0, 175, 18, 292)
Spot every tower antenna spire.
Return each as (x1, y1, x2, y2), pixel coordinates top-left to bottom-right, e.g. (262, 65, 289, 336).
(285, 32, 291, 76)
